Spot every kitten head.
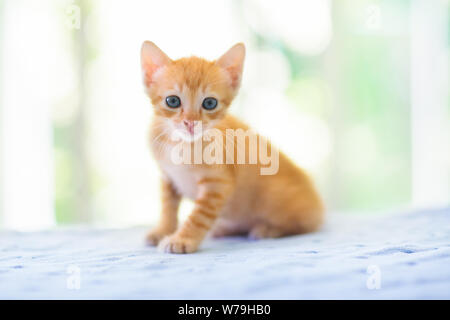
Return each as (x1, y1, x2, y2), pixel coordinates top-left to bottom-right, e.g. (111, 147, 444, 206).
(141, 41, 245, 142)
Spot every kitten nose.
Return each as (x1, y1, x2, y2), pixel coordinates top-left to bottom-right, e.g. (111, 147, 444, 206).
(183, 120, 195, 134)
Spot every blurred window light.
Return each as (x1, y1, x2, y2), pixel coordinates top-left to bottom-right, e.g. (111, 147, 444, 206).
(242, 0, 332, 55)
(0, 0, 57, 230)
(410, 0, 450, 209)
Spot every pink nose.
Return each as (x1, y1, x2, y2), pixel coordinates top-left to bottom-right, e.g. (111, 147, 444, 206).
(183, 120, 195, 134)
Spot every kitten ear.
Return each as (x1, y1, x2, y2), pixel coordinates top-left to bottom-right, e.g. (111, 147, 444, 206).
(141, 41, 171, 88)
(216, 43, 245, 90)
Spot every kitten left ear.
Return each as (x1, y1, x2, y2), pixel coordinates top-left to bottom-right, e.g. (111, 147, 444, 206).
(216, 43, 246, 90)
(141, 41, 171, 88)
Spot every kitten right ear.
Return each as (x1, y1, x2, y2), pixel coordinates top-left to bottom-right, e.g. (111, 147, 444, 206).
(141, 41, 171, 88)
(216, 43, 246, 90)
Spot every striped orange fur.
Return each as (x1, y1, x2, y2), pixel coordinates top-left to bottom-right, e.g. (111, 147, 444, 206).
(142, 41, 324, 253)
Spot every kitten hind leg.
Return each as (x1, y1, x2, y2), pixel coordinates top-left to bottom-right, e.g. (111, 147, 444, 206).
(248, 223, 289, 240)
(210, 219, 247, 238)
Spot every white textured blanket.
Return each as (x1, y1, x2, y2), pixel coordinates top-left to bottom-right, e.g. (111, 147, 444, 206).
(1, 208, 449, 299)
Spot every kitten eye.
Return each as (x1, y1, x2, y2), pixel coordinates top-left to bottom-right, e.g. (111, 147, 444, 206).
(202, 97, 218, 110)
(165, 95, 181, 108)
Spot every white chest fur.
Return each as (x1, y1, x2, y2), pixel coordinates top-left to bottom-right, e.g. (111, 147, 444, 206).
(159, 161, 199, 200)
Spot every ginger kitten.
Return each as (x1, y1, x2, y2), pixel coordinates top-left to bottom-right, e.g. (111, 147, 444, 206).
(141, 41, 324, 254)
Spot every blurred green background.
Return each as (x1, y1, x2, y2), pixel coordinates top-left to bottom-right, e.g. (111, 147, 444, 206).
(0, 0, 449, 230)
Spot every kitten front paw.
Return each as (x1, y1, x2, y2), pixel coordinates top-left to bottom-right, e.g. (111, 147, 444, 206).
(145, 228, 173, 246)
(158, 235, 199, 254)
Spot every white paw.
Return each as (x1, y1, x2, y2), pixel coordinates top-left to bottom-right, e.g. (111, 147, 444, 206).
(158, 235, 199, 254)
